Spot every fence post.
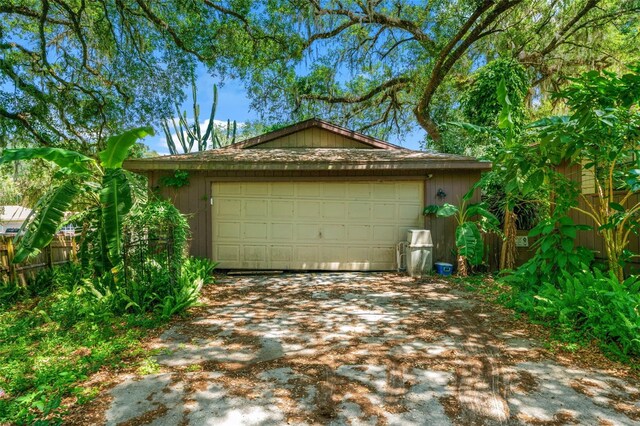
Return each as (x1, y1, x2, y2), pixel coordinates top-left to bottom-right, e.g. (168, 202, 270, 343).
(70, 236, 77, 262)
(44, 244, 53, 270)
(6, 239, 17, 282)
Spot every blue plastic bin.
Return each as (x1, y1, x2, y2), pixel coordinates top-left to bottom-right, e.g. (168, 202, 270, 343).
(434, 262, 453, 276)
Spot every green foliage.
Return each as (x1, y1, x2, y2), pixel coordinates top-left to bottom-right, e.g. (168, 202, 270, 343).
(99, 127, 156, 169)
(455, 222, 485, 266)
(0, 253, 216, 424)
(124, 200, 190, 280)
(517, 269, 640, 359)
(159, 258, 218, 319)
(502, 215, 594, 291)
(0, 148, 94, 175)
(160, 170, 190, 189)
(0, 1, 287, 149)
(100, 169, 133, 274)
(535, 65, 640, 281)
(1, 127, 153, 276)
(245, 1, 639, 145)
(13, 181, 80, 263)
(462, 58, 529, 129)
(424, 189, 499, 271)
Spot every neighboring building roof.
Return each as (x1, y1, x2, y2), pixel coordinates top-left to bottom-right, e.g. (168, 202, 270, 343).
(125, 119, 491, 172)
(0, 206, 32, 222)
(227, 118, 404, 150)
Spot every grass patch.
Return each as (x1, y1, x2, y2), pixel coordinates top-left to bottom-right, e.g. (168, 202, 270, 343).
(0, 256, 216, 424)
(0, 284, 167, 425)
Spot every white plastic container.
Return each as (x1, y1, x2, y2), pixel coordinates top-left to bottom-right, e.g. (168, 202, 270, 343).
(405, 230, 434, 277)
(407, 229, 433, 247)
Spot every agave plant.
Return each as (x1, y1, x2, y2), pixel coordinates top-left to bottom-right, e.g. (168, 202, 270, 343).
(424, 186, 499, 276)
(0, 127, 154, 277)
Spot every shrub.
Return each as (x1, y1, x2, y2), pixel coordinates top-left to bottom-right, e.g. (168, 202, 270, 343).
(528, 270, 640, 358)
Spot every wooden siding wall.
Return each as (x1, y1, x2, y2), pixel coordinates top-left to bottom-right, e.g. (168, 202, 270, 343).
(560, 162, 640, 271)
(150, 169, 484, 266)
(423, 171, 483, 266)
(252, 128, 372, 149)
(150, 171, 212, 258)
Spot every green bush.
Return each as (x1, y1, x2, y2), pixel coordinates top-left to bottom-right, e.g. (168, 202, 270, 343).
(499, 215, 640, 360)
(527, 270, 640, 358)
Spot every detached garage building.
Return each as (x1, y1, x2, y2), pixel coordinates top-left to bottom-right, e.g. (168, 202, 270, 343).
(125, 119, 490, 271)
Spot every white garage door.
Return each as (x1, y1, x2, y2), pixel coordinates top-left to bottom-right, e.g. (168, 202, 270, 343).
(212, 181, 424, 270)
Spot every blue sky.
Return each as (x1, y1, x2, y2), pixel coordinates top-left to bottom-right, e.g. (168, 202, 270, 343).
(145, 68, 426, 154)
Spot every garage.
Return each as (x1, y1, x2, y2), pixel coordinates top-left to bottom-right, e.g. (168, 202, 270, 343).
(212, 181, 423, 270)
(125, 118, 491, 269)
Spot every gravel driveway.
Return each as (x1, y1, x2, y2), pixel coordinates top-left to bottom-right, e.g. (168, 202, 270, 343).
(85, 273, 639, 425)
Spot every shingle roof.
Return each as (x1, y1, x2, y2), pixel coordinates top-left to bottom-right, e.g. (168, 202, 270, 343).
(125, 148, 491, 171)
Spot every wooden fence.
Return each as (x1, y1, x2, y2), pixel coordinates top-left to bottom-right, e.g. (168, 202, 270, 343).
(0, 235, 77, 284)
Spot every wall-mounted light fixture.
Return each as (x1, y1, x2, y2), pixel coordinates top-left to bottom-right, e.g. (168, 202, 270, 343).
(436, 188, 447, 200)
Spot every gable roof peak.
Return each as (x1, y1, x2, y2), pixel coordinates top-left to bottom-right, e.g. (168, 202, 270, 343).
(226, 118, 405, 150)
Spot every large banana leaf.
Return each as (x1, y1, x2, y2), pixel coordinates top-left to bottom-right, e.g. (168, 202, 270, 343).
(423, 203, 459, 217)
(466, 202, 500, 230)
(99, 127, 154, 169)
(14, 180, 80, 263)
(100, 169, 133, 274)
(0, 147, 94, 174)
(455, 222, 484, 266)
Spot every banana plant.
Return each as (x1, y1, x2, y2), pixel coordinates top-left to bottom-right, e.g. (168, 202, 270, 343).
(424, 186, 499, 276)
(0, 127, 154, 278)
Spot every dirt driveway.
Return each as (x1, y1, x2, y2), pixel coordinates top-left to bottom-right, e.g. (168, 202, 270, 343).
(78, 273, 639, 425)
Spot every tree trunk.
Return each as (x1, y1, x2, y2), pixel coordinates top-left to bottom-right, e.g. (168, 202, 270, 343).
(457, 255, 468, 277)
(500, 208, 517, 270)
(414, 105, 442, 143)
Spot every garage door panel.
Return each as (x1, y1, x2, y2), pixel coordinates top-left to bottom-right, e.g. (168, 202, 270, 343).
(398, 205, 421, 221)
(272, 185, 294, 196)
(320, 246, 347, 261)
(297, 182, 321, 197)
(217, 185, 240, 196)
(373, 225, 396, 242)
(271, 223, 293, 240)
(213, 181, 423, 270)
(244, 223, 268, 240)
(297, 200, 321, 217)
(216, 245, 239, 261)
(347, 225, 371, 241)
(372, 183, 396, 199)
(244, 200, 268, 217)
(322, 224, 346, 240)
(347, 202, 371, 219)
(270, 246, 293, 262)
(348, 183, 370, 199)
(372, 203, 396, 220)
(216, 199, 241, 217)
(271, 201, 294, 217)
(322, 201, 346, 218)
(217, 222, 241, 239)
(296, 224, 319, 241)
(295, 246, 319, 261)
(244, 245, 266, 261)
(347, 247, 369, 261)
(244, 183, 270, 195)
(322, 184, 346, 198)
